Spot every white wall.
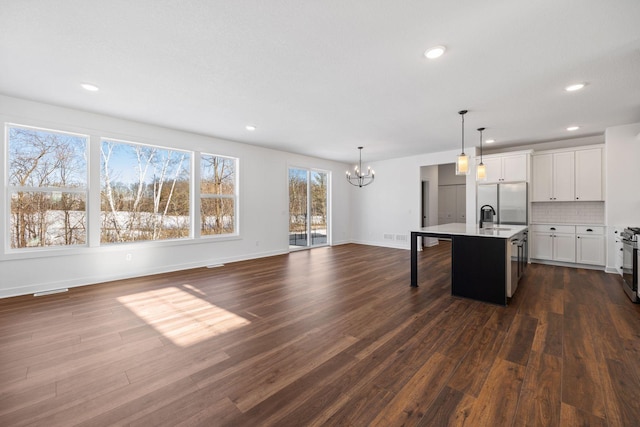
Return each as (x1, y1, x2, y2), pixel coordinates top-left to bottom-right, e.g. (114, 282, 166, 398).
(438, 163, 466, 185)
(0, 95, 351, 298)
(350, 149, 477, 249)
(605, 121, 640, 270)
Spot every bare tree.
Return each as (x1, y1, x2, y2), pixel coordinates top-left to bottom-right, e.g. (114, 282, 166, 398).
(288, 169, 308, 234)
(101, 141, 190, 243)
(201, 156, 235, 235)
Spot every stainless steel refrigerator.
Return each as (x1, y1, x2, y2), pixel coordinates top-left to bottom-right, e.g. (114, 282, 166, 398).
(477, 182, 528, 225)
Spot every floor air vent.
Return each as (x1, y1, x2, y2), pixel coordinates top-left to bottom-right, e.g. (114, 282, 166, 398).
(34, 288, 68, 297)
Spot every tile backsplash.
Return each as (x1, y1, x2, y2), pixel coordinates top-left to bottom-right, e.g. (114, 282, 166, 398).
(531, 201, 604, 224)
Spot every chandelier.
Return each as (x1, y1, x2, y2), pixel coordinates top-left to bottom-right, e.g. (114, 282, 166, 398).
(346, 146, 375, 187)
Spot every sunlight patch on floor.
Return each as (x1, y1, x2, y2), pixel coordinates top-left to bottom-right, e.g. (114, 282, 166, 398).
(117, 285, 250, 347)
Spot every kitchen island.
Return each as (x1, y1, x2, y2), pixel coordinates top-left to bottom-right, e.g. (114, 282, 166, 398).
(411, 223, 528, 305)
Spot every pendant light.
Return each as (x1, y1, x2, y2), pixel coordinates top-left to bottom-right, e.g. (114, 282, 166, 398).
(476, 127, 487, 181)
(346, 146, 375, 187)
(456, 110, 469, 175)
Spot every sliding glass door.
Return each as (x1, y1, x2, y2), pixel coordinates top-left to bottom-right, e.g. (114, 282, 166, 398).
(288, 168, 329, 248)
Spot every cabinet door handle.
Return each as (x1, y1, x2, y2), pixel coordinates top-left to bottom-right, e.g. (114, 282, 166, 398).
(577, 236, 581, 239)
(550, 227, 556, 230)
(576, 197, 580, 200)
(586, 228, 593, 232)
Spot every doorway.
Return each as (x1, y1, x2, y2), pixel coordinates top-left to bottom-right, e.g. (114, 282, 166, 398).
(288, 167, 329, 249)
(437, 163, 466, 224)
(420, 165, 439, 247)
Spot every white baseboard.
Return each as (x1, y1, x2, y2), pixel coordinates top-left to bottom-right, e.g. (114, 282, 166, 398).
(0, 248, 289, 299)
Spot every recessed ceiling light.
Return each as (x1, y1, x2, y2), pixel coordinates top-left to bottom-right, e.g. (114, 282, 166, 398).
(80, 83, 99, 92)
(485, 139, 495, 144)
(424, 45, 446, 59)
(246, 125, 256, 131)
(565, 83, 585, 92)
(567, 126, 580, 131)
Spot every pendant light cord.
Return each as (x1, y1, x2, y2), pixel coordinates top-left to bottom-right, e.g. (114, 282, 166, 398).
(478, 127, 485, 162)
(461, 113, 465, 154)
(458, 110, 468, 155)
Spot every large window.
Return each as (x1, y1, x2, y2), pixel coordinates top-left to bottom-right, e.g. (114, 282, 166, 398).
(7, 125, 88, 249)
(200, 154, 237, 235)
(100, 139, 191, 243)
(4, 122, 241, 254)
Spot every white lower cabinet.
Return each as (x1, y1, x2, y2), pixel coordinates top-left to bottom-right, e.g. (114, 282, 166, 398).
(530, 225, 576, 263)
(531, 224, 605, 266)
(613, 228, 624, 274)
(576, 226, 605, 266)
(531, 232, 553, 260)
(553, 233, 577, 263)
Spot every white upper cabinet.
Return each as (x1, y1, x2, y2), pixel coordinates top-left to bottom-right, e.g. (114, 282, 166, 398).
(552, 151, 575, 201)
(532, 146, 603, 202)
(532, 152, 574, 201)
(481, 153, 528, 183)
(532, 153, 553, 201)
(483, 157, 503, 183)
(575, 148, 603, 201)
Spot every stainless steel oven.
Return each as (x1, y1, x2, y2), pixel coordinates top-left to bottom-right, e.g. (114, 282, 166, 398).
(621, 227, 639, 303)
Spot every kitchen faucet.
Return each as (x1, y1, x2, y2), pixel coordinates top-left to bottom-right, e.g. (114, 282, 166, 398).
(479, 204, 496, 229)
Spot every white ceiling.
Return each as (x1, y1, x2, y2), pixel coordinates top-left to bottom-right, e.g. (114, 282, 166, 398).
(1, 0, 640, 163)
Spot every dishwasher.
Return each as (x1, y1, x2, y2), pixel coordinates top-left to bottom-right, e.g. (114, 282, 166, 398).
(507, 232, 526, 297)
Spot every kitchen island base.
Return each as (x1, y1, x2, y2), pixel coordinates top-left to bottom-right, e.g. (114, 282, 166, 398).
(411, 223, 528, 306)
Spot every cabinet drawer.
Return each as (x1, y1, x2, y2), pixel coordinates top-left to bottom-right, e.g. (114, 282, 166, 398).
(576, 226, 604, 235)
(530, 224, 575, 234)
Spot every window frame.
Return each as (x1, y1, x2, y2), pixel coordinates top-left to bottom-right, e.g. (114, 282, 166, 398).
(2, 120, 242, 261)
(287, 165, 331, 249)
(5, 123, 90, 253)
(199, 152, 239, 238)
(99, 137, 193, 245)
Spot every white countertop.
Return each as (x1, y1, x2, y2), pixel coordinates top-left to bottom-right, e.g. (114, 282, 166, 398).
(414, 223, 528, 239)
(530, 222, 604, 226)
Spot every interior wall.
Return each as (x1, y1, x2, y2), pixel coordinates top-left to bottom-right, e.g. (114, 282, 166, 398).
(438, 163, 467, 185)
(604, 121, 640, 270)
(350, 149, 477, 249)
(0, 95, 351, 298)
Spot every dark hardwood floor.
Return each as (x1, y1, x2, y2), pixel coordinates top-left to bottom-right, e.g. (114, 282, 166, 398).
(1, 242, 639, 426)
